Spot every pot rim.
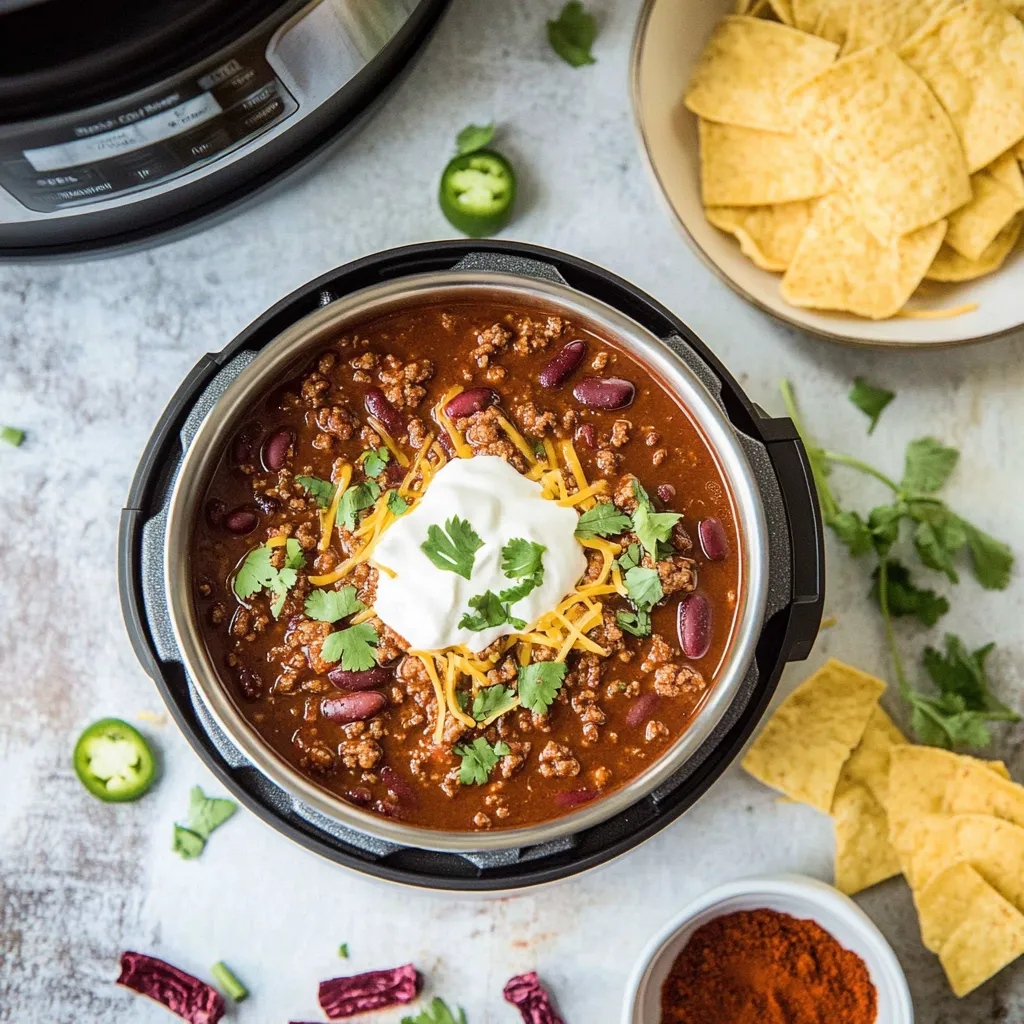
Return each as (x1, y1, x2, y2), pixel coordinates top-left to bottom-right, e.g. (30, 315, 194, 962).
(164, 270, 770, 853)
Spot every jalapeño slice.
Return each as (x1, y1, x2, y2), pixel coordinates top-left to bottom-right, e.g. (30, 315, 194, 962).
(439, 149, 517, 237)
(73, 718, 156, 802)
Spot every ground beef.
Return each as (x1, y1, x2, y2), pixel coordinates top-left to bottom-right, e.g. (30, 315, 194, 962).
(287, 619, 334, 674)
(510, 314, 564, 353)
(645, 720, 670, 742)
(349, 562, 379, 607)
(301, 372, 330, 407)
(613, 473, 640, 512)
(595, 448, 620, 476)
(652, 664, 707, 703)
(515, 401, 558, 435)
(378, 355, 434, 409)
(295, 520, 319, 551)
(499, 741, 531, 778)
(672, 522, 694, 553)
(640, 635, 676, 673)
(610, 419, 631, 447)
(648, 553, 698, 596)
(470, 322, 512, 366)
(316, 405, 357, 440)
(538, 741, 581, 778)
(458, 406, 525, 469)
(407, 416, 428, 449)
(591, 765, 612, 789)
(351, 351, 378, 370)
(295, 731, 335, 773)
(339, 738, 383, 770)
(374, 619, 408, 663)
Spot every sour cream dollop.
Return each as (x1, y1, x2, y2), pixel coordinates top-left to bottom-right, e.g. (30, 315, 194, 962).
(372, 455, 588, 653)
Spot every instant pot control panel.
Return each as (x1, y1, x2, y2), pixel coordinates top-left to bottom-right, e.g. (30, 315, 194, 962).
(119, 241, 825, 890)
(0, 0, 447, 257)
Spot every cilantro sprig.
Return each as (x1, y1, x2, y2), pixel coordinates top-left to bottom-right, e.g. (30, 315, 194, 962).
(305, 586, 364, 623)
(455, 737, 511, 785)
(296, 475, 335, 508)
(459, 590, 527, 632)
(320, 622, 378, 672)
(459, 684, 518, 723)
(361, 446, 390, 479)
(338, 480, 381, 531)
(172, 786, 237, 860)
(233, 540, 305, 618)
(518, 661, 567, 715)
(848, 378, 895, 435)
(460, 537, 546, 631)
(547, 1, 597, 67)
(575, 501, 631, 539)
(632, 480, 681, 559)
(421, 516, 484, 579)
(782, 380, 1017, 749)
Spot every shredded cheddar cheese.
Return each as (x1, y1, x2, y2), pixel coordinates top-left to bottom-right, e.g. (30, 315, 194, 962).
(319, 462, 352, 552)
(434, 387, 473, 459)
(496, 413, 538, 465)
(367, 417, 410, 467)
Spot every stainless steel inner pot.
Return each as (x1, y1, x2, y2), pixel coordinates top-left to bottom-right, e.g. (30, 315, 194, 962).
(163, 271, 770, 853)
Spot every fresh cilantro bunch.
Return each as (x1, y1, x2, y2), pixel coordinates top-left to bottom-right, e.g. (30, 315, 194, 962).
(782, 380, 1018, 749)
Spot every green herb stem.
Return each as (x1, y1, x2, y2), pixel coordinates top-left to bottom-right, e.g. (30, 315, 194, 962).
(211, 961, 248, 1002)
(819, 450, 900, 492)
(876, 559, 911, 702)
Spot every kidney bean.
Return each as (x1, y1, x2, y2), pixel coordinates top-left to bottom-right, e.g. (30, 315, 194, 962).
(444, 387, 498, 420)
(346, 787, 373, 807)
(327, 665, 392, 691)
(554, 788, 598, 810)
(678, 594, 712, 660)
(572, 376, 635, 410)
(539, 339, 587, 388)
(381, 766, 418, 806)
(364, 387, 405, 436)
(321, 691, 386, 723)
(205, 498, 227, 527)
(626, 692, 658, 728)
(232, 422, 262, 464)
(262, 429, 294, 471)
(253, 493, 280, 515)
(575, 422, 597, 448)
(224, 507, 258, 534)
(656, 484, 676, 504)
(698, 518, 729, 561)
(383, 460, 405, 487)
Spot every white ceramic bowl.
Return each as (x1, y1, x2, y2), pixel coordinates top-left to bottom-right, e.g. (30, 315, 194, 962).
(630, 0, 1024, 347)
(622, 874, 914, 1024)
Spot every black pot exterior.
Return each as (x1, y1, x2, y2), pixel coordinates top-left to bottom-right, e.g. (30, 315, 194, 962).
(118, 240, 824, 890)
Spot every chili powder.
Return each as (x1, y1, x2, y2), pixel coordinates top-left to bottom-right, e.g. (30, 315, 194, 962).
(660, 908, 877, 1024)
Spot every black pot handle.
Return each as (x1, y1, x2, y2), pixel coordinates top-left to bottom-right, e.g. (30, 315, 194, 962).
(759, 415, 826, 662)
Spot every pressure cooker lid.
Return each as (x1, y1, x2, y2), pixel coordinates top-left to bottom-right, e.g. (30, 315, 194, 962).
(119, 241, 825, 889)
(0, 0, 295, 121)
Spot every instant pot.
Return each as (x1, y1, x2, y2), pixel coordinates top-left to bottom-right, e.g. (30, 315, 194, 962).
(0, 0, 448, 259)
(118, 240, 825, 891)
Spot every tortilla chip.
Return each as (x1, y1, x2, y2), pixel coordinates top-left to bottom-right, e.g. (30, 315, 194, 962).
(945, 759, 1024, 828)
(707, 200, 818, 271)
(789, 47, 971, 243)
(768, 0, 796, 23)
(940, 895, 1024, 997)
(888, 747, 1010, 867)
(780, 192, 946, 319)
(1004, 0, 1024, 20)
(813, 0, 856, 44)
(741, 658, 885, 812)
(844, 0, 960, 53)
(792, 0, 828, 31)
(699, 121, 834, 206)
(685, 16, 839, 133)
(900, 0, 1024, 173)
(945, 154, 1024, 260)
(926, 214, 1023, 281)
(837, 704, 907, 806)
(833, 782, 903, 894)
(908, 814, 1024, 912)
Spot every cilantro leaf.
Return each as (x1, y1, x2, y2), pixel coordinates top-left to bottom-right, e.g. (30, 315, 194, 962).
(867, 503, 905, 554)
(387, 491, 410, 517)
(617, 609, 652, 637)
(284, 538, 306, 570)
(421, 516, 484, 579)
(337, 481, 381, 531)
(575, 501, 631, 539)
(502, 538, 546, 579)
(173, 786, 237, 859)
(320, 623, 378, 671)
(459, 591, 526, 632)
(624, 565, 663, 611)
(269, 566, 298, 618)
(902, 438, 959, 494)
(233, 546, 276, 600)
(304, 586, 365, 623)
(923, 635, 999, 711)
(848, 378, 895, 434)
(632, 480, 680, 557)
(962, 522, 1014, 590)
(870, 561, 949, 626)
(362, 446, 390, 479)
(499, 577, 540, 604)
(402, 998, 468, 1024)
(296, 475, 335, 508)
(471, 684, 517, 722)
(825, 509, 874, 557)
(456, 122, 495, 156)
(518, 661, 567, 714)
(617, 542, 642, 573)
(455, 737, 511, 785)
(547, 1, 597, 67)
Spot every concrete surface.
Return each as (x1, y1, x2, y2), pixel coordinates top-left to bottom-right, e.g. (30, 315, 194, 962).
(1, 1, 1022, 1021)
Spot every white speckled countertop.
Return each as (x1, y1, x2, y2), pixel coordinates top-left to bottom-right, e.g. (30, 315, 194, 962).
(1, 2, 1022, 1021)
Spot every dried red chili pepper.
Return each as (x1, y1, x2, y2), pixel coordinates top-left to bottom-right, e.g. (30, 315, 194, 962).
(319, 963, 421, 1019)
(117, 951, 225, 1024)
(503, 971, 566, 1024)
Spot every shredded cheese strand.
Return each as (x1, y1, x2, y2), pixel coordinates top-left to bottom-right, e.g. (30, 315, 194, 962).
(434, 387, 473, 458)
(479, 696, 521, 728)
(556, 479, 609, 506)
(318, 463, 352, 552)
(496, 414, 538, 465)
(366, 416, 410, 467)
(444, 655, 476, 729)
(410, 652, 448, 745)
(560, 439, 592, 506)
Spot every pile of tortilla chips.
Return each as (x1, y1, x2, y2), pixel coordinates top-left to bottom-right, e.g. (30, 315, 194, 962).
(685, 0, 1024, 319)
(743, 658, 1024, 997)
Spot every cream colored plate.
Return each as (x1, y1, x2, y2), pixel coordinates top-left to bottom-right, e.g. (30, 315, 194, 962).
(630, 0, 1024, 347)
